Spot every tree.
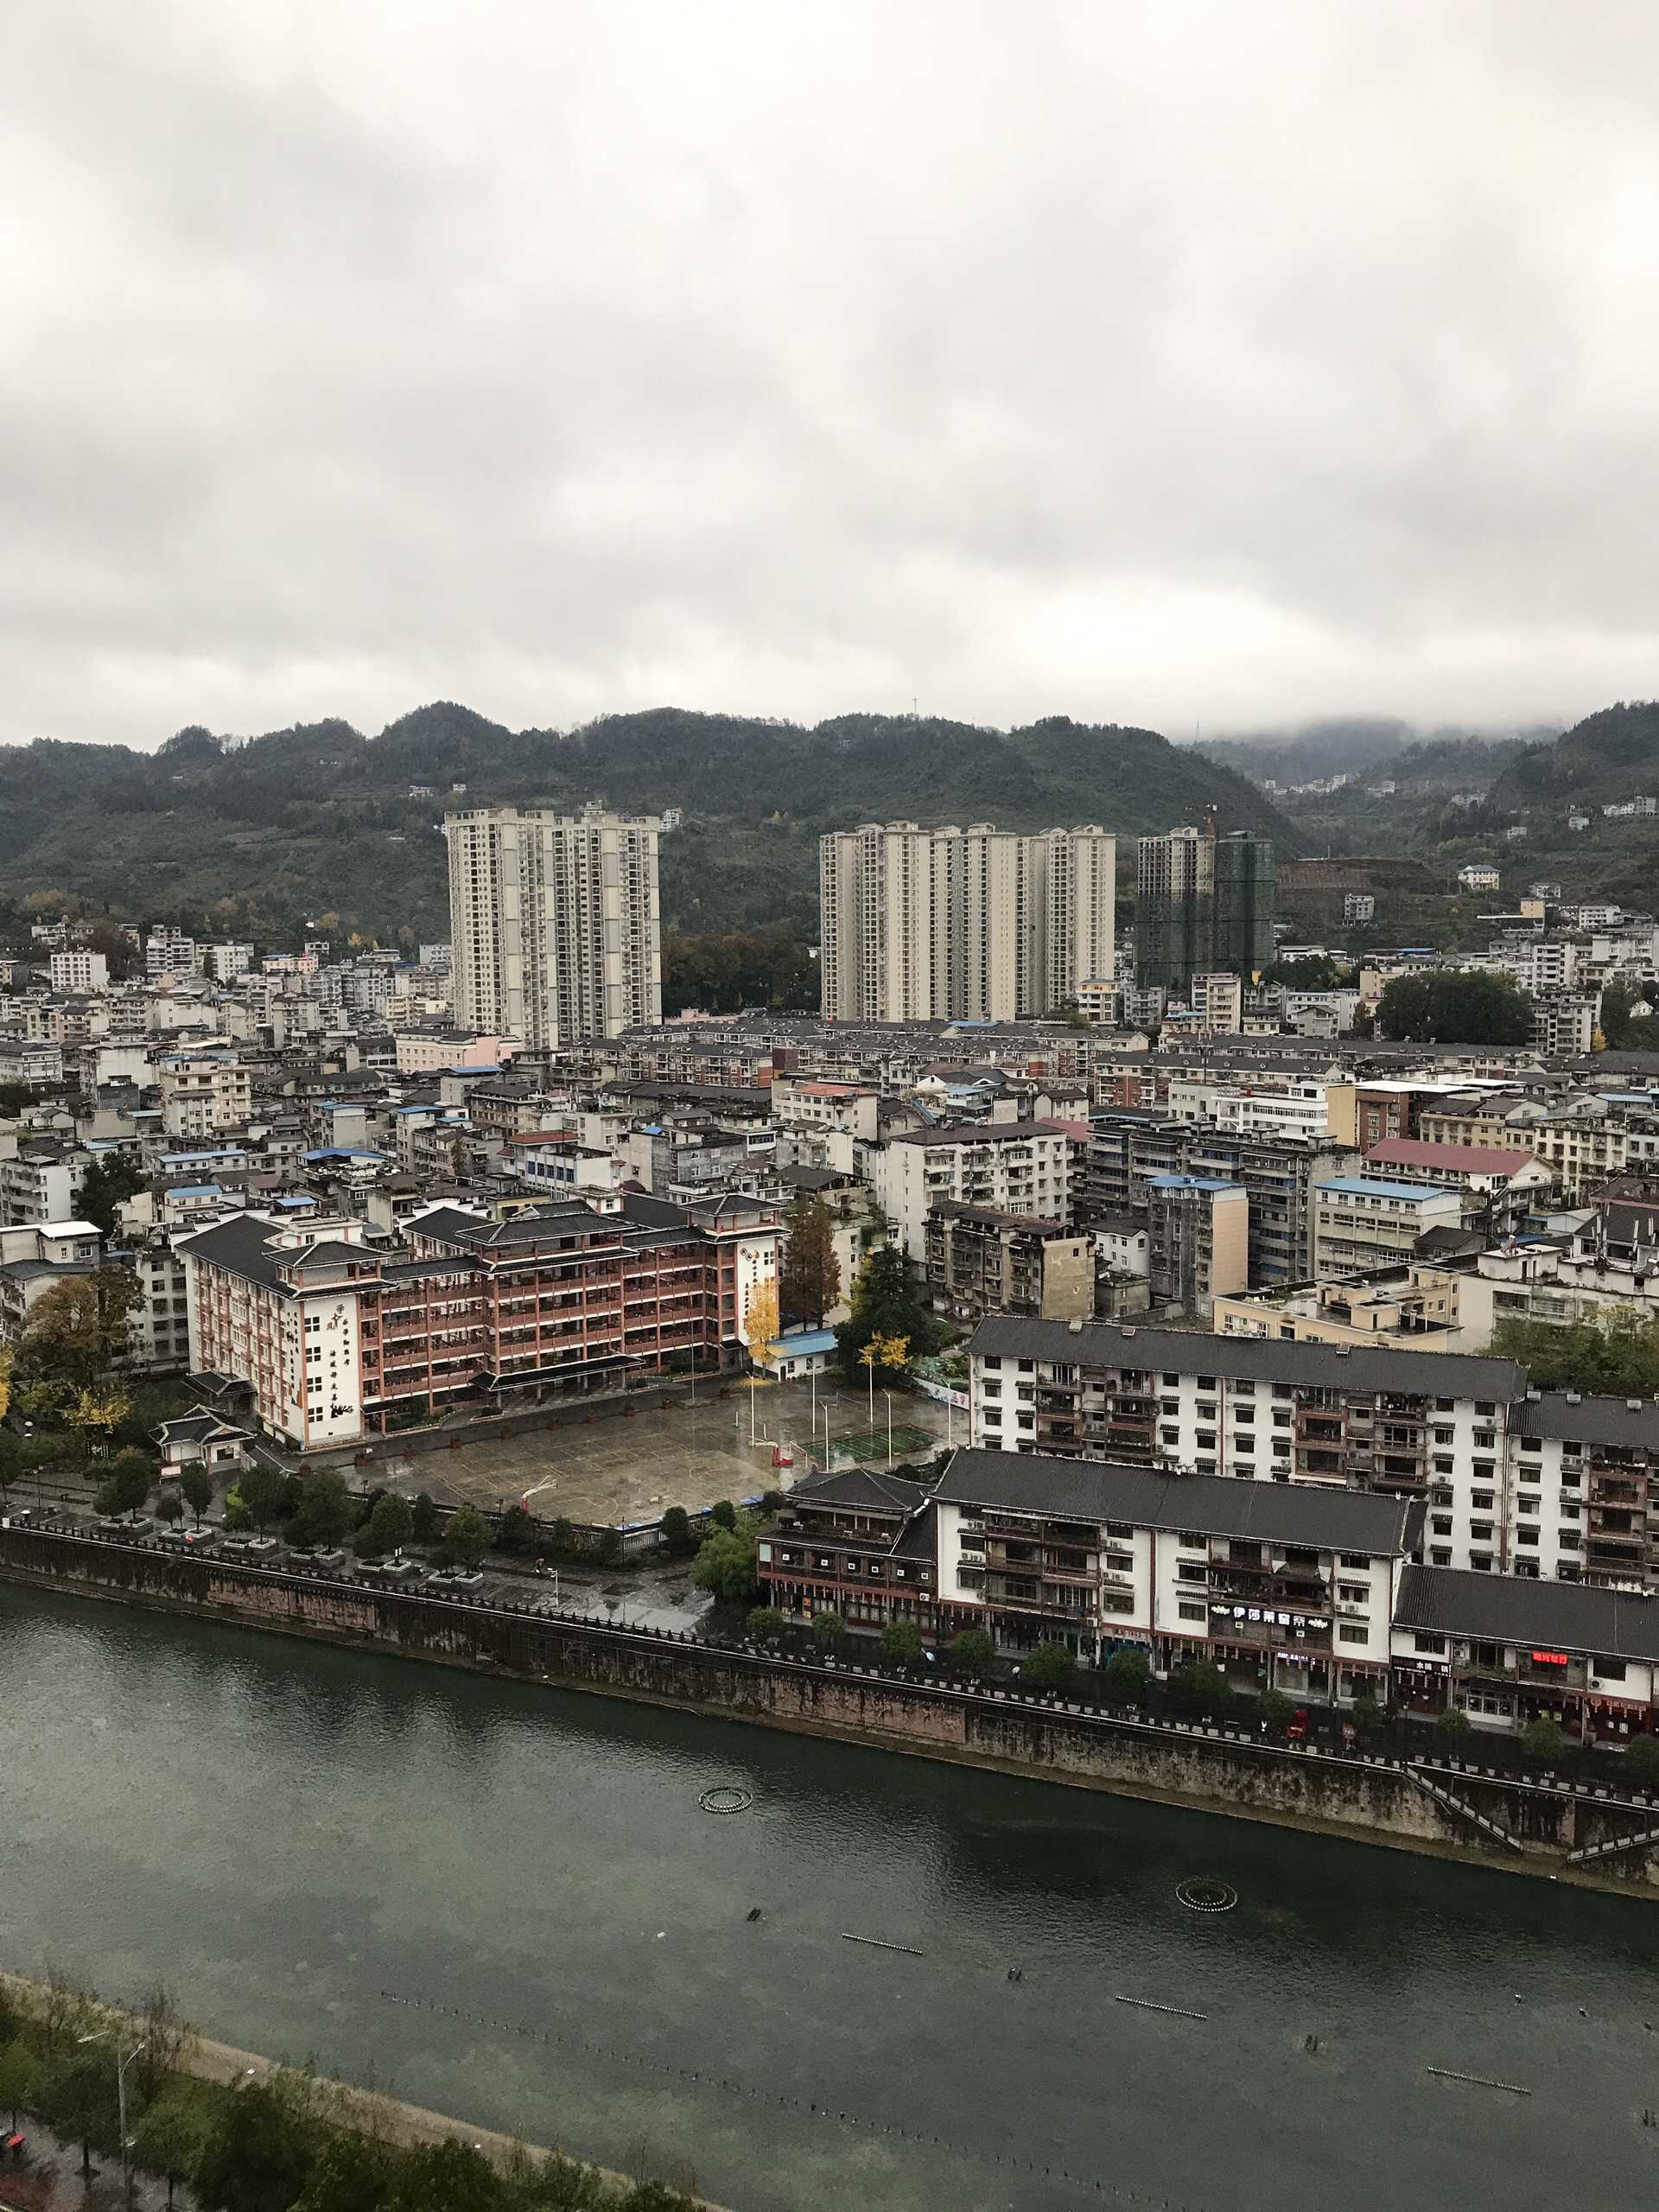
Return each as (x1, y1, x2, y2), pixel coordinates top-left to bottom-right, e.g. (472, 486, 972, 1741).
(742, 1279, 781, 1366)
(1262, 953, 1347, 990)
(132, 2087, 211, 2209)
(1376, 970, 1535, 1046)
(1491, 1313, 1659, 1400)
(495, 1503, 540, 1555)
(78, 1152, 149, 1236)
(810, 1609, 844, 1647)
(836, 1246, 932, 1380)
(1522, 1715, 1569, 1765)
(1433, 1706, 1474, 1746)
(410, 1491, 440, 1542)
(0, 2039, 35, 2131)
(1168, 1659, 1232, 1720)
(19, 1268, 144, 1389)
(156, 1489, 184, 1529)
(442, 1504, 493, 1568)
(709, 1499, 737, 1531)
(1624, 1734, 1659, 1789)
(180, 1464, 214, 1527)
(354, 1491, 414, 1558)
(691, 1518, 760, 1608)
(385, 2139, 505, 2212)
(290, 2127, 396, 2212)
(1256, 1689, 1296, 1732)
(65, 1383, 133, 1442)
(237, 1462, 292, 1533)
(779, 1196, 841, 1329)
(1103, 1648, 1151, 1705)
(746, 1605, 785, 1637)
(948, 1627, 995, 1675)
(33, 2044, 120, 2179)
(1022, 1641, 1075, 1691)
(192, 2080, 315, 2212)
(290, 1466, 355, 1550)
(97, 1449, 152, 1521)
(1350, 1693, 1384, 1743)
(880, 1618, 923, 1663)
(593, 1525, 624, 1568)
(658, 1505, 693, 1555)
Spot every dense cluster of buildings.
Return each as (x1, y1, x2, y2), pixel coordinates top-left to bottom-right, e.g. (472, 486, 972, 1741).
(5, 804, 1659, 1745)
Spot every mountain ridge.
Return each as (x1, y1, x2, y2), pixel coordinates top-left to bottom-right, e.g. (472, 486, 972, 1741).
(0, 703, 1298, 945)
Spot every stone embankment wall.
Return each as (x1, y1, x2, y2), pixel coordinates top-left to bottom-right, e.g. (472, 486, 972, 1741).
(3, 1526, 1655, 1888)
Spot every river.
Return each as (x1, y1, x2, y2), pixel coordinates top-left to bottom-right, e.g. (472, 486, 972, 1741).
(3, 1583, 1658, 2212)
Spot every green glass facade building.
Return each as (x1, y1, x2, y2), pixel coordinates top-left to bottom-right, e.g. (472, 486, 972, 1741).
(1135, 823, 1275, 996)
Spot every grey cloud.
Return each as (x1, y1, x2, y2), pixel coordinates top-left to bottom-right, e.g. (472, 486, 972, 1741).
(3, 0, 1659, 747)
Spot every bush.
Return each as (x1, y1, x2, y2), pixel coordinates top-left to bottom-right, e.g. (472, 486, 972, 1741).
(810, 1609, 843, 1646)
(880, 1618, 923, 1662)
(658, 1505, 692, 1554)
(1102, 1649, 1150, 1705)
(1434, 1706, 1474, 1746)
(1256, 1689, 1297, 1732)
(710, 1499, 737, 1532)
(948, 1627, 995, 1675)
(746, 1606, 785, 1638)
(1349, 1692, 1383, 1741)
(192, 2080, 315, 2212)
(1522, 1715, 1570, 1765)
(1624, 1733, 1659, 1789)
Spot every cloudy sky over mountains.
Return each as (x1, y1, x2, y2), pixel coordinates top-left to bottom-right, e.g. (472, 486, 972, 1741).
(5, 3, 1658, 748)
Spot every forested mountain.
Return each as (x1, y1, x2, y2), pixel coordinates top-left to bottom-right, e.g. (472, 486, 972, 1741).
(0, 703, 1296, 947)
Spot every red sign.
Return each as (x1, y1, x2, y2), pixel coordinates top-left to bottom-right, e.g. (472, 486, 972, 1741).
(1530, 1650, 1568, 1666)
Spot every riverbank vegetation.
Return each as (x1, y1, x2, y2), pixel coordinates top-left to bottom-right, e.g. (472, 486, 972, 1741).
(0, 1974, 701, 2212)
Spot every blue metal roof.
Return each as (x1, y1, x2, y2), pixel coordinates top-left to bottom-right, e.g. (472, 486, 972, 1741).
(1319, 1177, 1459, 1201)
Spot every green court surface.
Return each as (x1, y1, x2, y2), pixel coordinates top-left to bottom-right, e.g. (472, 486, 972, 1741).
(827, 1425, 935, 1465)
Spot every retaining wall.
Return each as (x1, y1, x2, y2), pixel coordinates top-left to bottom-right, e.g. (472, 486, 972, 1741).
(2, 1526, 1655, 1887)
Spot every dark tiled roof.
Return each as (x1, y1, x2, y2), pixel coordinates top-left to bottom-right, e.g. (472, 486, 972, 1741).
(935, 1447, 1423, 1556)
(1395, 1564, 1659, 1665)
(783, 1465, 928, 1516)
(1515, 1393, 1659, 1450)
(966, 1313, 1528, 1402)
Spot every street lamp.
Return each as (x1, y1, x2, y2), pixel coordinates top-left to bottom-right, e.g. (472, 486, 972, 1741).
(78, 2030, 149, 2205)
(882, 1389, 894, 1469)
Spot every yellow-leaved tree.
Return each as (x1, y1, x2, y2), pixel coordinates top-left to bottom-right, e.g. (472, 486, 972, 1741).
(742, 1279, 781, 1367)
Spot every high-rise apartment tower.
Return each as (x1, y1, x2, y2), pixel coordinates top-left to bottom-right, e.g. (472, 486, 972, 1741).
(1135, 820, 1274, 996)
(445, 808, 661, 1046)
(819, 822, 1115, 1022)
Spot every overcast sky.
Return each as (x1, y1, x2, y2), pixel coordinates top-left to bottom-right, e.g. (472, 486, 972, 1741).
(5, 3, 1659, 752)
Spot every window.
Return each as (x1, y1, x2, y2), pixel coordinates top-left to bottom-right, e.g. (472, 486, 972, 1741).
(1338, 1582, 1369, 1604)
(1103, 1592, 1136, 1615)
(1431, 1515, 1452, 1536)
(1163, 1372, 1180, 1386)
(1177, 1531, 1205, 1550)
(1177, 1562, 1207, 1582)
(1177, 1599, 1206, 1623)
(1339, 1554, 1370, 1571)
(1516, 1528, 1539, 1546)
(1414, 1632, 1446, 1655)
(1106, 1522, 1134, 1540)
(1595, 1658, 1628, 1681)
(1338, 1624, 1369, 1645)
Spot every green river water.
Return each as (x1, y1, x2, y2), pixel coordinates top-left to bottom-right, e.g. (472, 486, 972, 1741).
(3, 1583, 1658, 2212)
